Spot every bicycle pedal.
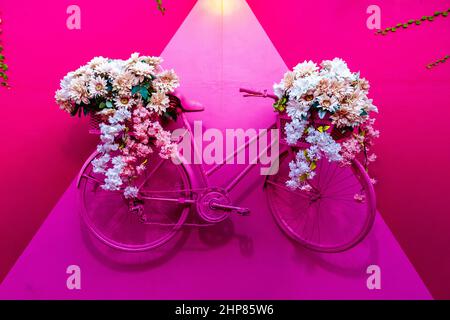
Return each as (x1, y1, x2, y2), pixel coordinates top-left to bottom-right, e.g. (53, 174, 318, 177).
(235, 208, 250, 216)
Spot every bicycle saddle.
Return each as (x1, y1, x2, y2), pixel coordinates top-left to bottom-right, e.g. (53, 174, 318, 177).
(170, 91, 204, 112)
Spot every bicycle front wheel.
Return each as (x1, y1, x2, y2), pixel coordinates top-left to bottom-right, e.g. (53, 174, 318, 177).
(265, 150, 376, 253)
(78, 151, 192, 252)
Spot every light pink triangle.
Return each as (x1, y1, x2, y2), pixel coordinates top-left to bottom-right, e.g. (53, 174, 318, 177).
(0, 0, 431, 299)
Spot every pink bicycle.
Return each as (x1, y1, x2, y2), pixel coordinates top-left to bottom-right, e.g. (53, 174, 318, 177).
(77, 89, 376, 253)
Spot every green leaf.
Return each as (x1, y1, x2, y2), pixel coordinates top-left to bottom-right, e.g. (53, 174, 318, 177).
(155, 0, 165, 14)
(131, 85, 140, 95)
(273, 95, 289, 112)
(106, 101, 113, 109)
(99, 101, 106, 109)
(140, 87, 149, 100)
(360, 110, 368, 116)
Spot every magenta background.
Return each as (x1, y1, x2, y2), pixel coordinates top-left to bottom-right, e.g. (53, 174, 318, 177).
(0, 0, 449, 298)
(0, 0, 430, 299)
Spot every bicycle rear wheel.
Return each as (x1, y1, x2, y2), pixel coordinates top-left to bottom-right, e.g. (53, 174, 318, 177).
(265, 150, 376, 252)
(78, 151, 192, 252)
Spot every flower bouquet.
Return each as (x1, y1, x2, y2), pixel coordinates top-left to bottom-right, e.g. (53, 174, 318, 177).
(272, 58, 379, 191)
(55, 53, 180, 198)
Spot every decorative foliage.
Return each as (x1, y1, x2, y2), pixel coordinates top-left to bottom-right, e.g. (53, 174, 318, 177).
(55, 53, 180, 197)
(0, 13, 9, 88)
(426, 54, 449, 69)
(375, 8, 449, 35)
(273, 58, 379, 190)
(155, 0, 165, 15)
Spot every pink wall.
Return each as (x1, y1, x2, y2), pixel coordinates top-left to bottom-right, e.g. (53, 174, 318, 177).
(0, 0, 196, 283)
(0, 0, 449, 298)
(0, 0, 431, 299)
(246, 0, 450, 298)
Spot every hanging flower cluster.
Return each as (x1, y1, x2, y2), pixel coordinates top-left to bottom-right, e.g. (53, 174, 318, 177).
(55, 53, 179, 198)
(273, 58, 379, 190)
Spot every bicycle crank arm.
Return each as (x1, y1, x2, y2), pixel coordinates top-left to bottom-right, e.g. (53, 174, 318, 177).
(210, 202, 250, 216)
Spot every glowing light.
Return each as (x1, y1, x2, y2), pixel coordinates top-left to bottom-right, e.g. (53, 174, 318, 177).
(203, 0, 238, 16)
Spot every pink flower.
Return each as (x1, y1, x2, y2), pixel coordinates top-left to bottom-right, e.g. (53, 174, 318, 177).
(354, 193, 365, 202)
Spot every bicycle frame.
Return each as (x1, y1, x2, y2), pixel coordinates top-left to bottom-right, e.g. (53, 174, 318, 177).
(136, 112, 279, 213)
(77, 88, 377, 252)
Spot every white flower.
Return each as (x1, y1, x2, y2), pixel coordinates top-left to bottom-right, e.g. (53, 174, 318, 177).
(286, 151, 314, 190)
(286, 179, 300, 189)
(73, 65, 93, 77)
(92, 154, 111, 173)
(286, 99, 310, 120)
(124, 186, 139, 199)
(147, 91, 169, 114)
(96, 60, 124, 77)
(364, 98, 378, 113)
(60, 72, 75, 91)
(102, 156, 126, 191)
(273, 82, 285, 98)
(98, 122, 124, 154)
(289, 76, 320, 100)
(114, 96, 134, 109)
(322, 58, 352, 79)
(305, 128, 342, 162)
(88, 56, 108, 69)
(307, 145, 321, 161)
(126, 52, 141, 66)
(154, 69, 180, 93)
(293, 60, 319, 78)
(68, 76, 90, 104)
(316, 94, 339, 112)
(129, 61, 154, 77)
(142, 56, 163, 66)
(108, 107, 131, 125)
(88, 76, 108, 97)
(112, 71, 136, 95)
(284, 118, 307, 145)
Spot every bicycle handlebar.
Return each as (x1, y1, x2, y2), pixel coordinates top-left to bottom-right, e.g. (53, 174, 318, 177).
(239, 88, 278, 101)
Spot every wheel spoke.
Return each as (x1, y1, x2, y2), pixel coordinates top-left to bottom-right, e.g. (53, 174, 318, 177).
(81, 173, 103, 185)
(315, 200, 322, 244)
(266, 180, 312, 199)
(324, 181, 361, 196)
(323, 172, 357, 191)
(320, 162, 340, 193)
(320, 164, 352, 194)
(137, 157, 165, 189)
